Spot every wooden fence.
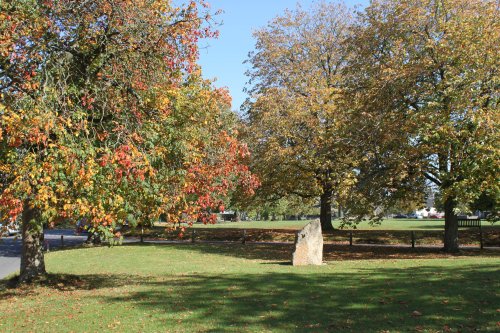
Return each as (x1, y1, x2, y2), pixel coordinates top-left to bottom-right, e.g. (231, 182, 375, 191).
(152, 227, 499, 249)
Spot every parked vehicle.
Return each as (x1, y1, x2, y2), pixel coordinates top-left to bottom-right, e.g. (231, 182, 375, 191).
(0, 222, 20, 236)
(393, 214, 408, 219)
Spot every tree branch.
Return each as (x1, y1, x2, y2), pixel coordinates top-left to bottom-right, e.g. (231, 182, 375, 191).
(423, 172, 442, 186)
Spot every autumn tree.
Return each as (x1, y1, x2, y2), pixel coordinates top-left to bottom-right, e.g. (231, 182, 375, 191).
(0, 0, 256, 282)
(345, 0, 499, 251)
(243, 2, 356, 231)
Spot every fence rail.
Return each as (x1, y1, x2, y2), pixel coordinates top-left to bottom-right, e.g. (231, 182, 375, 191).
(154, 227, 498, 249)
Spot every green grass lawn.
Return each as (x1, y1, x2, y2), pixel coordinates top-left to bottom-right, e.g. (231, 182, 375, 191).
(193, 218, 498, 231)
(1, 244, 499, 332)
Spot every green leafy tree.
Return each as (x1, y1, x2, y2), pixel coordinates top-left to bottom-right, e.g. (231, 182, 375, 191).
(0, 0, 257, 282)
(346, 0, 499, 252)
(243, 2, 356, 231)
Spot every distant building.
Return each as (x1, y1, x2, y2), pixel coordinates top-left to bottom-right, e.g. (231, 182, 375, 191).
(426, 191, 435, 209)
(218, 210, 236, 222)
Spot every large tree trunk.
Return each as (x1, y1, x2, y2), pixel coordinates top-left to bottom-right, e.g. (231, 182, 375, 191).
(19, 203, 46, 283)
(443, 196, 459, 253)
(320, 187, 334, 231)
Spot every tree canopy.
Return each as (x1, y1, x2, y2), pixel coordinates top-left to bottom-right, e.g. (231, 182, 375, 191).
(0, 0, 257, 281)
(243, 2, 357, 231)
(345, 0, 499, 251)
(243, 0, 498, 251)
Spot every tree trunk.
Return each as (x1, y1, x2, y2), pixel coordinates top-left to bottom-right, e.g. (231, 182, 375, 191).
(320, 188, 334, 231)
(86, 231, 102, 245)
(19, 203, 46, 283)
(443, 196, 459, 253)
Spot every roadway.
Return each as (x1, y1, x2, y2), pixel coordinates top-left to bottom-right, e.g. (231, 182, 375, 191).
(0, 230, 87, 280)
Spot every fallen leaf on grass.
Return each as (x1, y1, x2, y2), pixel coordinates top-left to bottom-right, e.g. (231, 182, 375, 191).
(412, 310, 422, 317)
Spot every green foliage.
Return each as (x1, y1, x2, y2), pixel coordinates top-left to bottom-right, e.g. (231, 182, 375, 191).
(0, 0, 256, 235)
(470, 191, 499, 221)
(345, 0, 499, 216)
(242, 2, 357, 225)
(0, 0, 258, 280)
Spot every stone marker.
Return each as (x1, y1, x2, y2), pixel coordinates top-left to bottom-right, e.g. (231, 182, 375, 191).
(292, 219, 323, 266)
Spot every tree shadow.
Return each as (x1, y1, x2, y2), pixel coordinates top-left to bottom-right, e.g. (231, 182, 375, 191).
(0, 272, 142, 297)
(100, 264, 499, 332)
(121, 242, 500, 263)
(324, 244, 500, 260)
(1, 243, 498, 331)
(123, 242, 295, 261)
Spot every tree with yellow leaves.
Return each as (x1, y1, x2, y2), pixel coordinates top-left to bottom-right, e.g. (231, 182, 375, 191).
(243, 2, 357, 231)
(346, 0, 499, 252)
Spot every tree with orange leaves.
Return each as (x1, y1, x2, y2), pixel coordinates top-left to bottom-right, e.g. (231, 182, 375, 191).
(0, 0, 257, 282)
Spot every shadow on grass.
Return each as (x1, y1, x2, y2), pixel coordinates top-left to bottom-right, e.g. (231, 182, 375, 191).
(0, 271, 141, 297)
(1, 243, 499, 332)
(124, 242, 296, 261)
(100, 264, 498, 332)
(120, 242, 500, 263)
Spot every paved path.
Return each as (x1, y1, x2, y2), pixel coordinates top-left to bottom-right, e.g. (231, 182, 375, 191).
(0, 230, 87, 280)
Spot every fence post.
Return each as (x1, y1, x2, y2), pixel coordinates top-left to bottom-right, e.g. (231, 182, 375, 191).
(349, 231, 353, 247)
(411, 231, 415, 248)
(60, 235, 64, 248)
(242, 229, 246, 244)
(140, 233, 144, 243)
(191, 229, 196, 243)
